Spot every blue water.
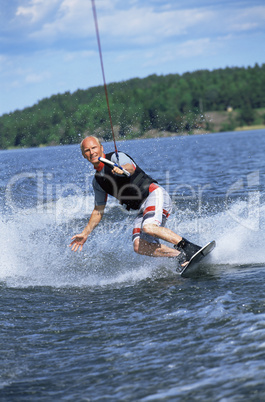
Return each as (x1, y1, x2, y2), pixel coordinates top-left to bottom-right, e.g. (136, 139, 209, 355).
(1, 130, 265, 401)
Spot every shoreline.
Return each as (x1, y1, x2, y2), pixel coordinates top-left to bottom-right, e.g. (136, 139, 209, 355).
(3, 125, 265, 151)
(235, 125, 265, 131)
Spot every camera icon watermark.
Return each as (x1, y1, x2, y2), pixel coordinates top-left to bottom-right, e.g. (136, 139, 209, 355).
(4, 170, 93, 221)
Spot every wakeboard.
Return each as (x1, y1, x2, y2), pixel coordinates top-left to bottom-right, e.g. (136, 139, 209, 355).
(180, 240, 216, 278)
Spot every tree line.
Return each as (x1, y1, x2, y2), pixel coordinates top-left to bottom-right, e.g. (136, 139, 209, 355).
(1, 63, 265, 149)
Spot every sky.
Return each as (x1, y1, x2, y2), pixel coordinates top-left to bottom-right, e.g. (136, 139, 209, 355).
(1, 0, 265, 116)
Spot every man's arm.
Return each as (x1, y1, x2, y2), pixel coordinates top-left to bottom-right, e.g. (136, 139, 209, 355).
(110, 152, 136, 176)
(112, 163, 135, 176)
(69, 205, 105, 252)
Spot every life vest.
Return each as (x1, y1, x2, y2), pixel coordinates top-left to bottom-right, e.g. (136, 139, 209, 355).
(94, 152, 157, 210)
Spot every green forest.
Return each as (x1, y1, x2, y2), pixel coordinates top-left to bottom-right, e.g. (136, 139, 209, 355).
(1, 63, 265, 149)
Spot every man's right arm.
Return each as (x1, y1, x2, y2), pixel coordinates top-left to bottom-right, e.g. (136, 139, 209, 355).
(69, 205, 105, 252)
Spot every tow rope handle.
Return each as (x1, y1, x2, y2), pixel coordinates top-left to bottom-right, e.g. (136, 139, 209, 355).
(98, 157, 131, 177)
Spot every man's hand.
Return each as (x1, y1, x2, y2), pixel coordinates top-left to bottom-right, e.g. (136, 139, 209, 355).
(112, 166, 124, 175)
(69, 233, 88, 252)
(112, 163, 135, 176)
(69, 206, 105, 252)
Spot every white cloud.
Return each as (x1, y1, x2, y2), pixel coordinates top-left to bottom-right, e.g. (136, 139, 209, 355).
(28, 0, 93, 40)
(16, 0, 61, 23)
(63, 50, 96, 62)
(14, 1, 265, 52)
(223, 6, 265, 33)
(0, 53, 52, 89)
(0, 55, 8, 72)
(175, 38, 213, 58)
(25, 71, 51, 83)
(1, 0, 264, 115)
(24, 2, 215, 48)
(141, 37, 215, 68)
(99, 7, 214, 44)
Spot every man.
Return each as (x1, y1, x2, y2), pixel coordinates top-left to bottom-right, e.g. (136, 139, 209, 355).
(70, 136, 201, 269)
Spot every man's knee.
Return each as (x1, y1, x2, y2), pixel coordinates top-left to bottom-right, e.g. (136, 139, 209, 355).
(142, 223, 158, 236)
(133, 238, 140, 254)
(133, 238, 149, 255)
(133, 237, 161, 257)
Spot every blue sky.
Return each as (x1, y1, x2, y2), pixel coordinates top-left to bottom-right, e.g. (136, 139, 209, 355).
(1, 0, 265, 116)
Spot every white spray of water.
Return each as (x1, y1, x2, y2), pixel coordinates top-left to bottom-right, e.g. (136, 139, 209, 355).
(1, 195, 265, 288)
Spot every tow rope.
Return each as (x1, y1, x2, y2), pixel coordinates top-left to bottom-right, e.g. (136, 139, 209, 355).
(91, 0, 120, 166)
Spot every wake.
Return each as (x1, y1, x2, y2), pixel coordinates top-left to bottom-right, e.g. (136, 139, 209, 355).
(1, 195, 265, 288)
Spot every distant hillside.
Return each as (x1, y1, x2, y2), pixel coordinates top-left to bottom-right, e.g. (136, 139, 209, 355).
(1, 64, 265, 149)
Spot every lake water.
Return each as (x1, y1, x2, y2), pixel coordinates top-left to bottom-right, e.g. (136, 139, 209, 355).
(1, 130, 265, 401)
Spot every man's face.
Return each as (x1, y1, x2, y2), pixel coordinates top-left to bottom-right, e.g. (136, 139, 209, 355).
(82, 138, 103, 167)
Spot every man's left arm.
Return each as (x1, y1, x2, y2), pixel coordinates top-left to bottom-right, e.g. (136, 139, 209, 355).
(112, 163, 135, 176)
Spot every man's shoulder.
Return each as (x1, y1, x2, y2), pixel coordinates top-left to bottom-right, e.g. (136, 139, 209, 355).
(111, 152, 135, 167)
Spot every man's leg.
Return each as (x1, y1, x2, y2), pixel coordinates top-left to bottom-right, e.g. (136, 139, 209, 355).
(133, 186, 181, 257)
(133, 237, 181, 258)
(132, 186, 201, 263)
(142, 223, 201, 262)
(142, 223, 182, 245)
